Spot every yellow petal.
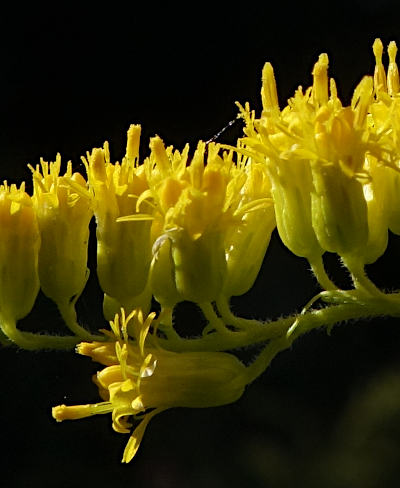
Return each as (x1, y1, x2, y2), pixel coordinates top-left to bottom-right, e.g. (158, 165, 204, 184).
(122, 408, 164, 463)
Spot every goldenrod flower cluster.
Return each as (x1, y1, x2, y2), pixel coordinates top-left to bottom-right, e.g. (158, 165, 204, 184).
(239, 38, 400, 293)
(2, 38, 400, 462)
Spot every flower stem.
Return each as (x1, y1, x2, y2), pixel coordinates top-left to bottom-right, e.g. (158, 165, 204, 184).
(157, 291, 400, 353)
(0, 316, 80, 350)
(244, 291, 400, 384)
(309, 255, 337, 291)
(57, 300, 104, 342)
(216, 296, 263, 331)
(199, 302, 236, 336)
(341, 255, 385, 297)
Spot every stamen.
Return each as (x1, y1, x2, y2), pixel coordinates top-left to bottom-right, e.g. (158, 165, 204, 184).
(352, 76, 374, 129)
(52, 402, 113, 421)
(329, 78, 338, 100)
(150, 136, 171, 174)
(372, 38, 387, 94)
(261, 62, 280, 114)
(312, 53, 329, 106)
(90, 148, 107, 182)
(388, 41, 399, 96)
(126, 124, 141, 164)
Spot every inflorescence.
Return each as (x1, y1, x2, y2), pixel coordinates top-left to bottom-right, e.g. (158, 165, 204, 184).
(2, 39, 400, 462)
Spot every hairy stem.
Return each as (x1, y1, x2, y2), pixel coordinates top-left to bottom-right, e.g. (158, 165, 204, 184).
(157, 291, 400, 353)
(0, 316, 81, 350)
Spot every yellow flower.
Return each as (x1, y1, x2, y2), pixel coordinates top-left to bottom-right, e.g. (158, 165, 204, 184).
(240, 65, 324, 263)
(29, 155, 93, 306)
(368, 39, 400, 238)
(222, 146, 275, 297)
(143, 138, 241, 304)
(135, 135, 274, 305)
(241, 48, 389, 265)
(52, 308, 247, 462)
(362, 153, 389, 264)
(0, 182, 40, 344)
(85, 125, 153, 318)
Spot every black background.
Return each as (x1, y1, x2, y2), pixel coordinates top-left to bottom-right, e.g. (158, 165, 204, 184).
(2, 2, 400, 487)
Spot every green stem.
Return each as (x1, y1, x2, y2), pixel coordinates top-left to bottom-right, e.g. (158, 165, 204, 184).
(341, 255, 385, 297)
(199, 302, 236, 336)
(216, 296, 263, 331)
(309, 255, 337, 291)
(57, 300, 104, 342)
(156, 306, 184, 343)
(157, 291, 400, 353)
(244, 336, 292, 384)
(0, 316, 80, 350)
(245, 290, 400, 385)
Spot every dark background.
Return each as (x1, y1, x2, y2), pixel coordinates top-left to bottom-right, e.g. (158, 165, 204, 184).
(2, 2, 400, 487)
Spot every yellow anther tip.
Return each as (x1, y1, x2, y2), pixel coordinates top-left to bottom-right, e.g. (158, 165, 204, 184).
(149, 135, 170, 168)
(262, 62, 274, 81)
(373, 38, 384, 60)
(261, 62, 279, 113)
(329, 78, 338, 98)
(126, 124, 141, 161)
(52, 405, 67, 421)
(312, 53, 329, 81)
(388, 41, 398, 62)
(318, 53, 329, 66)
(52, 404, 93, 421)
(312, 53, 329, 106)
(149, 135, 163, 150)
(91, 148, 107, 178)
(128, 123, 141, 133)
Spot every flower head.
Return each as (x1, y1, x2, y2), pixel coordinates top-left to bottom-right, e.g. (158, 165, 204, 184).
(222, 146, 275, 297)
(53, 308, 247, 462)
(241, 45, 393, 264)
(140, 137, 273, 304)
(29, 155, 92, 305)
(239, 65, 324, 262)
(368, 39, 400, 240)
(85, 125, 153, 317)
(0, 182, 40, 324)
(138, 138, 237, 304)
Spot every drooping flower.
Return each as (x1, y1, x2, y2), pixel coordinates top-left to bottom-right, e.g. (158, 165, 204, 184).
(52, 308, 247, 462)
